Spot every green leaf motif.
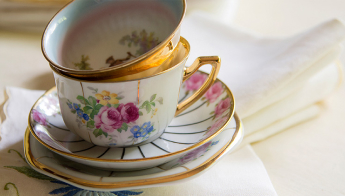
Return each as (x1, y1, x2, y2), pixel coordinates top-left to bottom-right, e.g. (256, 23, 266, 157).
(88, 96, 97, 107)
(4, 182, 19, 196)
(150, 102, 155, 107)
(8, 149, 26, 162)
(90, 109, 99, 119)
(113, 104, 120, 108)
(156, 97, 163, 104)
(117, 128, 122, 133)
(140, 101, 149, 109)
(71, 110, 76, 114)
(102, 131, 108, 137)
(87, 120, 95, 128)
(139, 111, 143, 116)
(150, 94, 157, 102)
(121, 123, 128, 131)
(146, 104, 152, 114)
(94, 104, 103, 110)
(107, 103, 111, 107)
(77, 95, 89, 105)
(93, 129, 103, 137)
(83, 106, 93, 114)
(4, 166, 55, 181)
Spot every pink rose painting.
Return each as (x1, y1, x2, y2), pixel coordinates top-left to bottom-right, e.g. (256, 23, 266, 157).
(32, 109, 48, 126)
(204, 116, 228, 138)
(94, 106, 123, 133)
(117, 103, 139, 123)
(67, 89, 162, 144)
(214, 97, 231, 118)
(205, 82, 223, 103)
(185, 72, 207, 91)
(94, 103, 140, 133)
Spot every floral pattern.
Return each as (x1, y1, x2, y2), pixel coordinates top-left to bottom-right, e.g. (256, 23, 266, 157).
(73, 29, 160, 70)
(95, 90, 119, 105)
(185, 72, 207, 91)
(4, 149, 143, 196)
(74, 55, 91, 70)
(214, 97, 231, 118)
(66, 88, 163, 144)
(119, 29, 160, 56)
(203, 116, 229, 139)
(31, 109, 48, 126)
(129, 121, 155, 143)
(182, 73, 225, 107)
(204, 82, 224, 103)
(177, 140, 219, 165)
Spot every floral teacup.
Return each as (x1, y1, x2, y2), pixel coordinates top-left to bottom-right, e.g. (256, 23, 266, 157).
(42, 0, 186, 81)
(52, 37, 221, 147)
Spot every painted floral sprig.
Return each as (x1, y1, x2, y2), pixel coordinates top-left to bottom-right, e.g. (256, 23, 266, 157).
(119, 29, 160, 56)
(74, 55, 92, 70)
(66, 90, 163, 143)
(139, 94, 163, 116)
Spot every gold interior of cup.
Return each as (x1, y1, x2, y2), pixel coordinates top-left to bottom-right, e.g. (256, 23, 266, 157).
(50, 36, 191, 83)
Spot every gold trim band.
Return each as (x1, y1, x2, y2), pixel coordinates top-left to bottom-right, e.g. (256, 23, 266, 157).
(24, 113, 242, 189)
(28, 79, 235, 162)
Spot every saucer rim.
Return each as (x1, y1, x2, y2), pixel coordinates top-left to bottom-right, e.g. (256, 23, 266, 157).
(28, 73, 235, 162)
(24, 113, 243, 190)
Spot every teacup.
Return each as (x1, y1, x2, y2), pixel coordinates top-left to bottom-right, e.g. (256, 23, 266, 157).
(52, 37, 221, 147)
(42, 0, 186, 81)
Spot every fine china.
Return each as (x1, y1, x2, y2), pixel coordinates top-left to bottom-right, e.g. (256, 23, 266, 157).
(24, 114, 243, 191)
(48, 38, 222, 147)
(42, 0, 186, 80)
(29, 70, 235, 170)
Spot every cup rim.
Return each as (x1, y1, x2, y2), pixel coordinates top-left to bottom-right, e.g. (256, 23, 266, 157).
(28, 76, 236, 162)
(50, 36, 191, 83)
(42, 0, 186, 77)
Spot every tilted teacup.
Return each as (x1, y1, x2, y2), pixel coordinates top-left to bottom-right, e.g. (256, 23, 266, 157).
(42, 0, 186, 81)
(52, 37, 221, 147)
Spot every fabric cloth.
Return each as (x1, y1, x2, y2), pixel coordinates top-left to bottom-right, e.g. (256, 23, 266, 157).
(182, 12, 345, 144)
(0, 87, 277, 196)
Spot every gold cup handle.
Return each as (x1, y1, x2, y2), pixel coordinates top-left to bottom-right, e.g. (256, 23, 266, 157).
(175, 56, 221, 116)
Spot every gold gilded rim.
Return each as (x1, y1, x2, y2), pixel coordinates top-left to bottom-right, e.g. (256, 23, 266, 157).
(28, 76, 235, 162)
(24, 113, 242, 189)
(50, 36, 190, 83)
(42, 0, 186, 80)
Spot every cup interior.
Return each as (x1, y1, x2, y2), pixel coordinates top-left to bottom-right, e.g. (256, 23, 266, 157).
(43, 0, 184, 71)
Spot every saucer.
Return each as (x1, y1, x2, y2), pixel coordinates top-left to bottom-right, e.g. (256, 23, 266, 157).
(28, 71, 235, 170)
(24, 114, 243, 191)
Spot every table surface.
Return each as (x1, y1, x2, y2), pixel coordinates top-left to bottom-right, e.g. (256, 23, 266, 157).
(1, 0, 345, 195)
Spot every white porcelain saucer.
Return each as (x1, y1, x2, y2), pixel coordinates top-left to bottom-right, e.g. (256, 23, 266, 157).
(24, 113, 243, 192)
(28, 71, 236, 170)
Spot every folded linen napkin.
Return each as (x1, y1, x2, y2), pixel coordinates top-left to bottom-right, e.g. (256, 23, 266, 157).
(181, 12, 345, 143)
(0, 87, 277, 196)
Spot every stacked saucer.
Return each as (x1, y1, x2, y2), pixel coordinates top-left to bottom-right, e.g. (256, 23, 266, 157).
(25, 72, 243, 191)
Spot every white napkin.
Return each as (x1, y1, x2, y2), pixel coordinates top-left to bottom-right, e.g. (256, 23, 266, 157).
(182, 12, 345, 116)
(0, 87, 277, 196)
(182, 12, 345, 144)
